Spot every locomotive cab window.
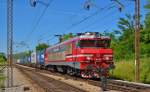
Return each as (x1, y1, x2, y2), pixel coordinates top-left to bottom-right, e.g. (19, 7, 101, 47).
(79, 39, 110, 48)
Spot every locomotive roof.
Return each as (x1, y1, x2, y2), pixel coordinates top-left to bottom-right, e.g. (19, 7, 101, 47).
(46, 35, 110, 50)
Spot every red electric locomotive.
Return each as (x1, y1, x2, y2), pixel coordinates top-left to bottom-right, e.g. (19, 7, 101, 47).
(44, 32, 114, 78)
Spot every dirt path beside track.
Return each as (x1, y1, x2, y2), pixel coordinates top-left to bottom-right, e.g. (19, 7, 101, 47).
(12, 68, 44, 92)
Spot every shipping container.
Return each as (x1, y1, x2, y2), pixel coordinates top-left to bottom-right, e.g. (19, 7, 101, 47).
(36, 50, 45, 65)
(31, 51, 37, 64)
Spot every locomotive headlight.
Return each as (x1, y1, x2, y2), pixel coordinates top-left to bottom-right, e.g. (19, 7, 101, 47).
(105, 57, 109, 60)
(86, 57, 91, 60)
(103, 55, 112, 60)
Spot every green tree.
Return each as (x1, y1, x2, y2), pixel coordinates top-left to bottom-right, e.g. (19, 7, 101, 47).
(116, 14, 134, 41)
(143, 0, 150, 43)
(144, 0, 150, 9)
(112, 14, 135, 60)
(13, 51, 31, 60)
(102, 30, 117, 41)
(0, 53, 6, 63)
(140, 0, 150, 57)
(36, 43, 49, 51)
(0, 53, 6, 88)
(61, 33, 74, 42)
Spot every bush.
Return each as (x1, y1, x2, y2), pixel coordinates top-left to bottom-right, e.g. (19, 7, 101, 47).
(110, 61, 135, 81)
(110, 58, 150, 84)
(140, 58, 150, 83)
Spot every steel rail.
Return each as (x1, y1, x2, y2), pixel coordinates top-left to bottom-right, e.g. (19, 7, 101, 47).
(16, 64, 150, 92)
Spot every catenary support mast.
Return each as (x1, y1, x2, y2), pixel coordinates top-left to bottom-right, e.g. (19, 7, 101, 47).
(7, 0, 13, 87)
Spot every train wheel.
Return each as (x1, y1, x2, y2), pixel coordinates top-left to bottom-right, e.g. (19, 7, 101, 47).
(62, 66, 67, 74)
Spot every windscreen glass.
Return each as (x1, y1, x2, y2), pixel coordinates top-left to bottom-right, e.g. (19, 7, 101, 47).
(78, 39, 110, 48)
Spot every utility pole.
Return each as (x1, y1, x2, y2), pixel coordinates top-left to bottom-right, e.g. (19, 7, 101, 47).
(134, 0, 140, 82)
(7, 0, 13, 87)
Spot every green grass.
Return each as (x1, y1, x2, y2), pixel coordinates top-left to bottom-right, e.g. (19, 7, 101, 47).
(0, 59, 6, 65)
(110, 58, 150, 84)
(140, 58, 150, 83)
(0, 73, 5, 88)
(0, 58, 6, 88)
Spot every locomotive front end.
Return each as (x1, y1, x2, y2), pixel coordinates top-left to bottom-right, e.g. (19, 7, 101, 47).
(75, 34, 114, 78)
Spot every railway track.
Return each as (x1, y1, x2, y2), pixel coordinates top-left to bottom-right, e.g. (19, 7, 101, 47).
(87, 79, 150, 92)
(16, 64, 150, 92)
(107, 79, 150, 92)
(16, 65, 86, 92)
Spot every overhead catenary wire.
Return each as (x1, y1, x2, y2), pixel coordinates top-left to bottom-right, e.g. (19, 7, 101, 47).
(38, 34, 54, 41)
(36, 10, 88, 41)
(67, 2, 116, 31)
(60, 3, 116, 35)
(67, 1, 124, 33)
(26, 2, 115, 46)
(84, 1, 135, 36)
(88, 16, 119, 33)
(81, 9, 119, 32)
(38, 2, 118, 41)
(23, 1, 123, 50)
(36, 36, 57, 46)
(37, 35, 54, 43)
(24, 0, 54, 42)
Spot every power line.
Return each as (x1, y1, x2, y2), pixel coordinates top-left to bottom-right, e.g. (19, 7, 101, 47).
(81, 9, 118, 32)
(26, 2, 115, 47)
(37, 36, 56, 45)
(89, 16, 119, 33)
(24, 1, 122, 51)
(36, 3, 124, 45)
(37, 35, 53, 43)
(67, 3, 115, 30)
(38, 34, 53, 40)
(24, 0, 54, 42)
(62, 3, 116, 35)
(35, 10, 88, 41)
(76, 0, 127, 33)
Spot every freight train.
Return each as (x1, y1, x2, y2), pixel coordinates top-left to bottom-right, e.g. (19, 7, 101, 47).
(17, 32, 114, 79)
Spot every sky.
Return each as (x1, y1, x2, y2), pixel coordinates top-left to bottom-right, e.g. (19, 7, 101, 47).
(0, 0, 148, 53)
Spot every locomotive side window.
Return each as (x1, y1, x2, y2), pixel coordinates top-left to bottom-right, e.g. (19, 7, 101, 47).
(66, 43, 72, 54)
(60, 45, 66, 52)
(79, 39, 110, 48)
